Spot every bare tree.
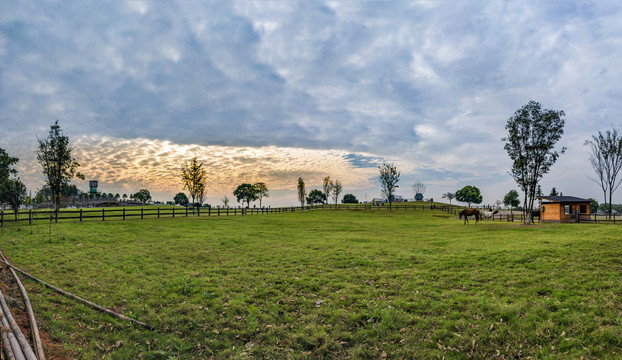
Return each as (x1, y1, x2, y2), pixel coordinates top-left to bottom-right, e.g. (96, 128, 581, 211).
(221, 195, 230, 208)
(442, 192, 455, 207)
(378, 163, 400, 211)
(412, 182, 426, 196)
(332, 180, 343, 207)
(585, 127, 622, 218)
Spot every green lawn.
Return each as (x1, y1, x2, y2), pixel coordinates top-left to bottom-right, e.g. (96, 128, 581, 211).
(0, 209, 620, 359)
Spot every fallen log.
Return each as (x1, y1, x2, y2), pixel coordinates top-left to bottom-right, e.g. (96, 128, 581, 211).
(0, 252, 45, 360)
(0, 290, 37, 360)
(0, 259, 153, 330)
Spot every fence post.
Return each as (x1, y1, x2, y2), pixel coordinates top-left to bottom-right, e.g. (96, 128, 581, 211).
(123, 208, 126, 220)
(1, 210, 3, 228)
(172, 207, 175, 218)
(79, 208, 82, 222)
(102, 208, 105, 221)
(158, 207, 160, 218)
(29, 209, 32, 225)
(55, 209, 58, 223)
(141, 208, 144, 220)
(218, 208, 220, 216)
(198, 207, 200, 216)
(185, 205, 188, 217)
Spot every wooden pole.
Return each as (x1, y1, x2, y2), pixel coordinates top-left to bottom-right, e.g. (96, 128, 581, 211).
(0, 259, 153, 330)
(0, 253, 45, 360)
(0, 290, 37, 360)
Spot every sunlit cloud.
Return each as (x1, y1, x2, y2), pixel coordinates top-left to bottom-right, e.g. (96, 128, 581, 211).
(61, 136, 382, 201)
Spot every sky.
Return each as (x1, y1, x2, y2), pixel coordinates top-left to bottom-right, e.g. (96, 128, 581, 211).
(1, 1, 621, 207)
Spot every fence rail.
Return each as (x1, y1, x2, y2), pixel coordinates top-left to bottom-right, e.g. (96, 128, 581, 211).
(0, 203, 461, 227)
(4, 204, 612, 227)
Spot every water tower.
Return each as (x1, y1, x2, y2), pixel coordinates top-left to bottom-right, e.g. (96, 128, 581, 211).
(89, 180, 98, 195)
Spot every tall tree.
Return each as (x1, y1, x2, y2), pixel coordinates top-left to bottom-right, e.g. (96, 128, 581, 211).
(455, 185, 482, 208)
(0, 148, 19, 209)
(36, 120, 84, 211)
(442, 192, 455, 207)
(233, 183, 257, 208)
(585, 127, 622, 218)
(253, 182, 269, 208)
(503, 190, 520, 214)
(332, 180, 343, 207)
(297, 177, 306, 210)
(322, 176, 333, 205)
(502, 101, 566, 224)
(549, 187, 559, 196)
(378, 163, 400, 211)
(181, 158, 207, 208)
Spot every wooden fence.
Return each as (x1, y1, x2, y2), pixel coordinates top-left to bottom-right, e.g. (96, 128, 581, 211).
(4, 203, 599, 227)
(0, 203, 452, 227)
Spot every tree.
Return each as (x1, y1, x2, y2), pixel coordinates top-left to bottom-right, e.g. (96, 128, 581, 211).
(322, 176, 333, 204)
(455, 185, 482, 208)
(4, 179, 26, 213)
(297, 178, 306, 210)
(536, 185, 542, 197)
(233, 183, 257, 208)
(133, 189, 152, 204)
(253, 182, 269, 208)
(549, 187, 558, 196)
(442, 192, 455, 207)
(587, 198, 599, 213)
(122, 194, 127, 200)
(181, 158, 207, 208)
(412, 182, 426, 196)
(0, 148, 19, 209)
(502, 101, 566, 224)
(341, 193, 358, 204)
(503, 190, 520, 214)
(378, 163, 400, 211)
(306, 189, 326, 205)
(332, 180, 343, 207)
(585, 127, 622, 218)
(174, 192, 189, 206)
(221, 195, 230, 208)
(36, 120, 84, 211)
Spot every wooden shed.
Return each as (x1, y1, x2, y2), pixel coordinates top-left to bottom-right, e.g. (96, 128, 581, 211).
(537, 196, 591, 223)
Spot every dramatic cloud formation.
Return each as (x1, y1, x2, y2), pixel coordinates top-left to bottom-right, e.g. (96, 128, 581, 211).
(1, 1, 621, 205)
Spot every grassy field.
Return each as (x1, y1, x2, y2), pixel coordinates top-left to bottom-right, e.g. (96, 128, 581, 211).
(0, 208, 620, 359)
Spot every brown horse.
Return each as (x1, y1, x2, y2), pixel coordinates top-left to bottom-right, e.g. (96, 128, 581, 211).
(459, 209, 480, 224)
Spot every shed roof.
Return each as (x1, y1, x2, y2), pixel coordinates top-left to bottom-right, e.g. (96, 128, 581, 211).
(537, 196, 590, 203)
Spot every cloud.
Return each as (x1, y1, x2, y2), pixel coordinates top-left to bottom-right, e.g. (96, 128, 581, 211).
(2, 1, 622, 204)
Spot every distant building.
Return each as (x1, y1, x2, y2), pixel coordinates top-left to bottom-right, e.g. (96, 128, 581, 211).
(89, 180, 98, 195)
